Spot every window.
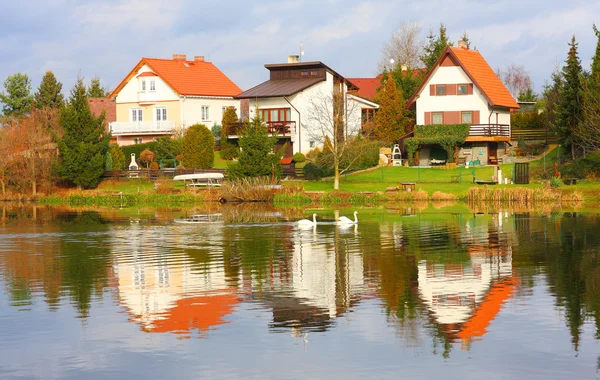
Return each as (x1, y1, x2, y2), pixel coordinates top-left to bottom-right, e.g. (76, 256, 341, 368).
(149, 80, 156, 92)
(131, 108, 142, 122)
(140, 80, 146, 92)
(461, 111, 473, 124)
(259, 108, 291, 122)
(201, 106, 210, 121)
(155, 106, 167, 121)
(436, 85, 446, 96)
(300, 71, 309, 76)
(432, 112, 443, 125)
(134, 138, 143, 144)
(309, 141, 316, 148)
(310, 70, 318, 76)
(458, 84, 468, 95)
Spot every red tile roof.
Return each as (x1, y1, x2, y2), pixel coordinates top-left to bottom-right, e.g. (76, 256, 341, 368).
(136, 71, 158, 77)
(407, 47, 519, 109)
(109, 57, 243, 98)
(88, 98, 116, 132)
(347, 77, 380, 100)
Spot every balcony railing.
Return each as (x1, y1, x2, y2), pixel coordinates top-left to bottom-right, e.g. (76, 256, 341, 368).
(109, 121, 175, 135)
(227, 121, 296, 137)
(468, 124, 510, 138)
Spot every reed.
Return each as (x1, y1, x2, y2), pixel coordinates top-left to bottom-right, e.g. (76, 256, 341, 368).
(220, 177, 280, 202)
(431, 191, 457, 201)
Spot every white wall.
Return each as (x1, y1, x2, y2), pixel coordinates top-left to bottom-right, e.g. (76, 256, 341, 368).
(181, 97, 241, 129)
(115, 64, 179, 104)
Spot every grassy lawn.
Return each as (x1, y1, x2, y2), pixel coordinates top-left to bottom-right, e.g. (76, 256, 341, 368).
(213, 151, 230, 169)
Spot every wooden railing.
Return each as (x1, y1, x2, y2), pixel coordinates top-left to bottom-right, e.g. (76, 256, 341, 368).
(227, 121, 296, 136)
(468, 124, 510, 138)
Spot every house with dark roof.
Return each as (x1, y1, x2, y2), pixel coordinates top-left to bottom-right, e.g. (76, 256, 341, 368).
(406, 42, 519, 165)
(234, 56, 378, 157)
(108, 54, 242, 146)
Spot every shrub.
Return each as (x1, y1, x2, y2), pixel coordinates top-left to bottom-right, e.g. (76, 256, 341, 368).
(220, 141, 239, 160)
(104, 151, 113, 170)
(149, 161, 159, 170)
(306, 147, 321, 160)
(550, 176, 564, 188)
(511, 112, 543, 129)
(139, 149, 155, 169)
(303, 163, 322, 180)
(109, 145, 126, 170)
(181, 124, 214, 169)
(122, 141, 158, 161)
(292, 152, 306, 163)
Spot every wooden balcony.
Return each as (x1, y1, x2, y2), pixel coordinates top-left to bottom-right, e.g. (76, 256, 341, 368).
(466, 124, 511, 142)
(226, 121, 296, 137)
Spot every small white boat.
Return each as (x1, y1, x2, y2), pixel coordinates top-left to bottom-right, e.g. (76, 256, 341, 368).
(173, 173, 224, 187)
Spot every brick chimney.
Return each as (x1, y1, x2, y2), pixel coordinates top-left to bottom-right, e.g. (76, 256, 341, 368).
(287, 55, 300, 63)
(401, 65, 408, 72)
(194, 56, 205, 62)
(172, 54, 187, 61)
(458, 40, 468, 50)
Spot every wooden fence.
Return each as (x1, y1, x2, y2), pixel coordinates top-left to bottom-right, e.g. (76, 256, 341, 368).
(511, 128, 559, 144)
(103, 168, 226, 179)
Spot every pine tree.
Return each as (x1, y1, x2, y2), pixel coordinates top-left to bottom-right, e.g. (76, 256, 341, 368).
(421, 23, 453, 70)
(87, 76, 110, 98)
(56, 77, 110, 189)
(34, 71, 64, 109)
(181, 124, 214, 169)
(373, 78, 408, 144)
(220, 106, 239, 159)
(459, 31, 475, 50)
(576, 25, 600, 153)
(0, 73, 33, 117)
(555, 36, 583, 159)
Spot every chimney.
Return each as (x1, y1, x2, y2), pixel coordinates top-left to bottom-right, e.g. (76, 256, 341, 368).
(172, 54, 187, 61)
(287, 55, 300, 63)
(458, 40, 468, 50)
(401, 65, 408, 72)
(194, 56, 205, 62)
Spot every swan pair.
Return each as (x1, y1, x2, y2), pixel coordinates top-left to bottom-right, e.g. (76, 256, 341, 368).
(296, 211, 358, 226)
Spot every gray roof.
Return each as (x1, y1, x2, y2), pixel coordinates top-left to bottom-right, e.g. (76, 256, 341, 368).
(235, 77, 325, 99)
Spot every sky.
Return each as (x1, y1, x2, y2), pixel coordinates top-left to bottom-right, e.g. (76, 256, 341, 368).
(1, 0, 599, 97)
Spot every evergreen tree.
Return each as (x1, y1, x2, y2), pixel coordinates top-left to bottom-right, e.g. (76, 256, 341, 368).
(220, 106, 240, 160)
(576, 25, 600, 153)
(373, 78, 408, 144)
(56, 77, 110, 189)
(109, 144, 126, 170)
(517, 88, 538, 102)
(104, 151, 113, 170)
(227, 116, 282, 179)
(591, 24, 600, 81)
(181, 124, 214, 169)
(0, 73, 33, 117)
(555, 36, 583, 159)
(34, 71, 64, 109)
(459, 31, 475, 50)
(86, 76, 110, 98)
(421, 23, 453, 70)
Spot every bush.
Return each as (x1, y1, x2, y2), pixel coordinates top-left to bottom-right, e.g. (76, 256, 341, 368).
(109, 145, 126, 170)
(220, 141, 239, 160)
(303, 163, 322, 180)
(139, 149, 155, 169)
(511, 112, 543, 129)
(122, 141, 158, 161)
(292, 152, 306, 163)
(550, 176, 564, 188)
(149, 161, 159, 170)
(181, 124, 215, 169)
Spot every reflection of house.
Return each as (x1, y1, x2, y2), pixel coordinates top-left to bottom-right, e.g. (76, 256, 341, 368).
(418, 219, 516, 346)
(406, 42, 519, 165)
(111, 226, 238, 335)
(234, 56, 378, 157)
(108, 54, 242, 146)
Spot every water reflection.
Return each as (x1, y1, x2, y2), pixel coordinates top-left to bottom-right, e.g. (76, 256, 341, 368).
(1, 204, 600, 375)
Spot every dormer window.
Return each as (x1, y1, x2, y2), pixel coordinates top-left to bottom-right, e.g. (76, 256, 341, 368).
(150, 80, 156, 92)
(140, 80, 146, 92)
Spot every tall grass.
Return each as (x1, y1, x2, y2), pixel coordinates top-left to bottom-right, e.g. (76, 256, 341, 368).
(220, 177, 280, 202)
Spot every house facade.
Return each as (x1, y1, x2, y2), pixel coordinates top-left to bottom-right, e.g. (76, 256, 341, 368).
(234, 57, 378, 157)
(108, 54, 242, 146)
(407, 43, 519, 165)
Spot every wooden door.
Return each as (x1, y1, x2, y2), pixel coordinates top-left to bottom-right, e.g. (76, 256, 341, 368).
(488, 143, 498, 165)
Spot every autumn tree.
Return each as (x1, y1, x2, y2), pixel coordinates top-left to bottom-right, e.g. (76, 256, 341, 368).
(56, 77, 110, 189)
(373, 77, 408, 144)
(0, 126, 16, 196)
(220, 106, 239, 160)
(555, 36, 583, 159)
(0, 73, 33, 118)
(87, 76, 110, 98)
(181, 124, 214, 169)
(421, 23, 453, 70)
(227, 115, 282, 180)
(34, 71, 64, 110)
(379, 21, 424, 71)
(139, 149, 155, 169)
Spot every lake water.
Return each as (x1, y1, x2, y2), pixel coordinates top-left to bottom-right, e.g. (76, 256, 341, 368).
(0, 204, 599, 379)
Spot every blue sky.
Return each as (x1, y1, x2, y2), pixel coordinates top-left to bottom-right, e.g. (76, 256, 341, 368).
(1, 0, 599, 96)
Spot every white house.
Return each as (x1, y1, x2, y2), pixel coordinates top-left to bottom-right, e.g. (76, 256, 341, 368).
(406, 42, 519, 165)
(234, 57, 378, 157)
(108, 54, 242, 146)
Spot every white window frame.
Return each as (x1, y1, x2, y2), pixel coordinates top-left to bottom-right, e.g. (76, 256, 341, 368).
(149, 80, 156, 92)
(432, 112, 443, 125)
(201, 105, 210, 121)
(155, 106, 167, 122)
(131, 108, 143, 123)
(461, 111, 473, 124)
(134, 137, 143, 144)
(140, 80, 146, 92)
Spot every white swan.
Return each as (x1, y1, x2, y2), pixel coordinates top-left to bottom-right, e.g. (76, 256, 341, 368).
(338, 211, 358, 225)
(297, 213, 317, 226)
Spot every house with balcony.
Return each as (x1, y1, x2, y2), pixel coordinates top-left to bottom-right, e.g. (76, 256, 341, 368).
(108, 54, 242, 146)
(406, 42, 519, 165)
(233, 57, 378, 157)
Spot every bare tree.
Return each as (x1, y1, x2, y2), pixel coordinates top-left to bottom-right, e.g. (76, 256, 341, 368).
(379, 21, 424, 71)
(497, 64, 532, 99)
(305, 90, 362, 190)
(574, 81, 600, 153)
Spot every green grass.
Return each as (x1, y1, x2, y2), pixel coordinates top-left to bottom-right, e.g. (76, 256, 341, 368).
(213, 151, 231, 169)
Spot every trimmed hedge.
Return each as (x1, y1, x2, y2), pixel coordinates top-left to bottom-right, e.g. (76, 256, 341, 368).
(404, 124, 470, 164)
